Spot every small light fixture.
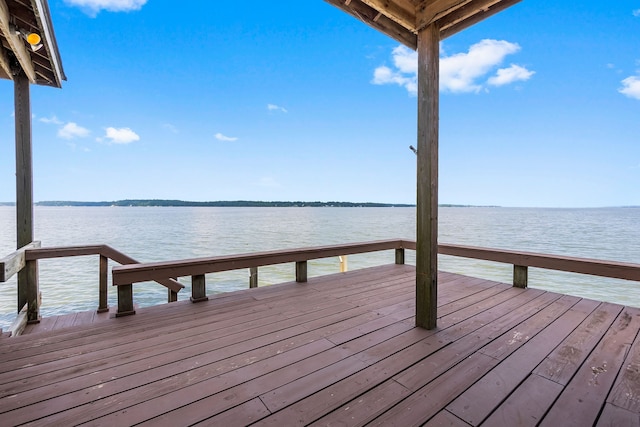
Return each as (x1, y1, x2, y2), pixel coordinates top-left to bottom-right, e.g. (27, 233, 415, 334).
(14, 26, 43, 52)
(25, 31, 43, 52)
(26, 32, 41, 46)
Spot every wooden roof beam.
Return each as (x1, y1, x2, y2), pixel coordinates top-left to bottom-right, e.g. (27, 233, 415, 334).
(437, 0, 501, 27)
(0, 46, 12, 79)
(359, 0, 417, 31)
(325, 0, 418, 48)
(439, 0, 521, 39)
(417, 0, 472, 30)
(325, 0, 521, 48)
(0, 0, 37, 82)
(32, 0, 66, 87)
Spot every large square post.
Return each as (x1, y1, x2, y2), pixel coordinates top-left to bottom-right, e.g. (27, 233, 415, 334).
(14, 70, 39, 322)
(415, 22, 439, 329)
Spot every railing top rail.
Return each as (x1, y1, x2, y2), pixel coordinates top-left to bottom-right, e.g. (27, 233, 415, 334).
(23, 244, 184, 292)
(113, 238, 640, 286)
(438, 243, 640, 282)
(113, 239, 412, 285)
(25, 245, 105, 260)
(14, 239, 638, 289)
(0, 241, 41, 282)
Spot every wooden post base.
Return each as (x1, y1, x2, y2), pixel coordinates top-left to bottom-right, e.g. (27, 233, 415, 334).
(116, 283, 135, 316)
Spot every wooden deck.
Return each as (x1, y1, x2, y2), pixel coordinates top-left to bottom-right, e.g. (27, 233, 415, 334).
(1, 264, 639, 426)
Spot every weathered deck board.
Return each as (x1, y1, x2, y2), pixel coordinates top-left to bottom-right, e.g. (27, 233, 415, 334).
(0, 264, 638, 426)
(539, 307, 640, 427)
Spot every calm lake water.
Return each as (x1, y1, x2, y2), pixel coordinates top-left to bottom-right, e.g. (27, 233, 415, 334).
(1, 206, 639, 330)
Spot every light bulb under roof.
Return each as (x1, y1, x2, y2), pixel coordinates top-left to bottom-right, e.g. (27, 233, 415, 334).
(26, 32, 41, 46)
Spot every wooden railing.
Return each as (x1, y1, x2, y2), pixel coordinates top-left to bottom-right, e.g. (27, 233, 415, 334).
(0, 243, 185, 330)
(437, 243, 640, 287)
(112, 239, 411, 315)
(0, 241, 41, 335)
(111, 238, 640, 317)
(0, 241, 41, 283)
(4, 239, 639, 325)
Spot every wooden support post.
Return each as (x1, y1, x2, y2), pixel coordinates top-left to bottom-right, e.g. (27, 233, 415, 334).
(296, 261, 307, 283)
(116, 284, 135, 317)
(415, 22, 440, 330)
(513, 265, 528, 288)
(14, 71, 39, 322)
(191, 274, 208, 302)
(395, 248, 405, 265)
(249, 267, 258, 288)
(24, 260, 39, 323)
(98, 255, 109, 313)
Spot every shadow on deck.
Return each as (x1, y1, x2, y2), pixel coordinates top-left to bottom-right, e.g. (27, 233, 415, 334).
(1, 264, 639, 426)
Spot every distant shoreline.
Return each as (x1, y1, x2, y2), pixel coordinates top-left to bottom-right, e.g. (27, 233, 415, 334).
(0, 200, 637, 208)
(4, 200, 417, 208)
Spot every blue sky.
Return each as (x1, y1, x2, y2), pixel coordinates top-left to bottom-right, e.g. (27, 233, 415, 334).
(1, 0, 638, 207)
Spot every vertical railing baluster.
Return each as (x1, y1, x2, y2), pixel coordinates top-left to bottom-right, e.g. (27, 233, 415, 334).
(98, 255, 109, 313)
(25, 259, 39, 323)
(191, 274, 208, 302)
(168, 277, 179, 302)
(513, 265, 528, 288)
(116, 284, 135, 317)
(296, 261, 307, 283)
(249, 267, 258, 288)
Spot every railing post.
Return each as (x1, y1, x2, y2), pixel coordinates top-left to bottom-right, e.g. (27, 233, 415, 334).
(296, 261, 307, 283)
(191, 274, 208, 302)
(249, 267, 258, 288)
(116, 284, 135, 317)
(25, 260, 39, 323)
(513, 265, 528, 288)
(168, 277, 179, 302)
(98, 255, 109, 313)
(395, 248, 405, 265)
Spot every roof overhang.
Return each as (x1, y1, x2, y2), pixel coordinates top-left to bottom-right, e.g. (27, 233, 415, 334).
(0, 0, 65, 88)
(323, 0, 522, 49)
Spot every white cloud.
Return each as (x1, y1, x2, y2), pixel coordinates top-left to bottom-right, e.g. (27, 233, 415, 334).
(372, 40, 533, 95)
(372, 46, 417, 94)
(102, 127, 140, 144)
(215, 133, 238, 142)
(39, 115, 63, 125)
(488, 64, 535, 86)
(633, 9, 640, 17)
(440, 40, 524, 93)
(267, 104, 288, 113)
(58, 122, 90, 139)
(619, 76, 640, 100)
(162, 123, 179, 134)
(64, 0, 147, 16)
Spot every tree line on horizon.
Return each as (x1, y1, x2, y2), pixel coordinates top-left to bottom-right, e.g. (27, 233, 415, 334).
(24, 200, 416, 208)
